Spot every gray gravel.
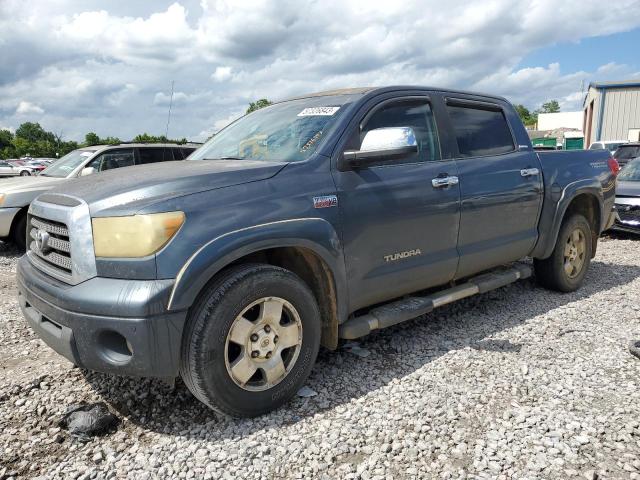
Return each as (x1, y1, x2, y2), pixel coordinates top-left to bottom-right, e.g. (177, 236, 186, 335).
(1, 235, 640, 479)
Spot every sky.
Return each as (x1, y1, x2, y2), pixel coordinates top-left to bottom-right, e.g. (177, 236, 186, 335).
(1, 0, 640, 142)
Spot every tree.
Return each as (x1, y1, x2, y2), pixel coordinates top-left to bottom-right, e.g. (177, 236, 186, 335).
(540, 100, 560, 114)
(0, 129, 13, 149)
(15, 122, 54, 143)
(84, 132, 101, 146)
(246, 98, 272, 114)
(514, 104, 536, 126)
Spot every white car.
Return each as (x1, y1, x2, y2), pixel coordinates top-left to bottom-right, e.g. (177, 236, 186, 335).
(588, 140, 627, 154)
(0, 160, 36, 176)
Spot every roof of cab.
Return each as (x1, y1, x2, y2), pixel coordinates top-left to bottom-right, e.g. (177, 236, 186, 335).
(280, 85, 509, 105)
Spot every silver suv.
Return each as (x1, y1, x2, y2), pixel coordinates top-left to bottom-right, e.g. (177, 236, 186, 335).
(0, 143, 198, 249)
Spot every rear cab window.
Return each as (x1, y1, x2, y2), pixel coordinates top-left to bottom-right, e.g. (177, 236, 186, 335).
(446, 101, 515, 157)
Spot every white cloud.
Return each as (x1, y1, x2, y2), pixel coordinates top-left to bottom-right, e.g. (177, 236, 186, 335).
(211, 66, 233, 82)
(0, 0, 639, 141)
(15, 101, 44, 115)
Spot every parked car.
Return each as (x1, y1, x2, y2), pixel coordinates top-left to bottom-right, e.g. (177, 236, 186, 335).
(24, 161, 47, 173)
(0, 160, 36, 177)
(612, 158, 640, 233)
(613, 142, 640, 168)
(17, 86, 617, 417)
(589, 140, 628, 154)
(0, 143, 197, 249)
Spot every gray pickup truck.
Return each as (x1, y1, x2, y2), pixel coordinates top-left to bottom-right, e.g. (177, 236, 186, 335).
(17, 86, 617, 417)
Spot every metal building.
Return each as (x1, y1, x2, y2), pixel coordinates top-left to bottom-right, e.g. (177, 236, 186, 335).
(583, 79, 640, 146)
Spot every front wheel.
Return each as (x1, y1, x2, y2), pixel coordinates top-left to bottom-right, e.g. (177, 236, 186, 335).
(180, 264, 321, 417)
(534, 213, 592, 292)
(20, 170, 30, 176)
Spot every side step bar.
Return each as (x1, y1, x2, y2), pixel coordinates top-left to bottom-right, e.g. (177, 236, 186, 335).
(338, 263, 532, 340)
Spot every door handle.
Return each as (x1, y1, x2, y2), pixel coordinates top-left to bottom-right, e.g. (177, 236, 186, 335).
(520, 168, 540, 177)
(432, 176, 459, 188)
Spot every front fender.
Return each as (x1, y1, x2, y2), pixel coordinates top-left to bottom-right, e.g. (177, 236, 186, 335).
(532, 179, 604, 259)
(167, 217, 348, 320)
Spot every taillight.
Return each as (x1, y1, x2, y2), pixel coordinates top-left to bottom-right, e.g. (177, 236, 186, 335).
(608, 157, 620, 176)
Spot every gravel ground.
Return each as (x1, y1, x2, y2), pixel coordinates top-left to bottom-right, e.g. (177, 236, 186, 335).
(1, 235, 640, 479)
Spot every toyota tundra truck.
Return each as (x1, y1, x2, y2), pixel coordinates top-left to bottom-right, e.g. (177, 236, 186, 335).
(17, 86, 618, 417)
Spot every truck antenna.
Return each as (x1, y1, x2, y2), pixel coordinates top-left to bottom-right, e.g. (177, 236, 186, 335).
(165, 80, 175, 140)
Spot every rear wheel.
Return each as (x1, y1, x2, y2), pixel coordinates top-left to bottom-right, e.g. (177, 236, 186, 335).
(12, 213, 27, 251)
(180, 264, 321, 417)
(534, 213, 592, 292)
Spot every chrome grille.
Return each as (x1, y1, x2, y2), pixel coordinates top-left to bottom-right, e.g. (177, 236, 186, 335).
(28, 214, 73, 275)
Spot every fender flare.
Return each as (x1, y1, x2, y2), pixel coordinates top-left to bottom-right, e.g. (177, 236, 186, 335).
(167, 218, 348, 321)
(532, 180, 604, 259)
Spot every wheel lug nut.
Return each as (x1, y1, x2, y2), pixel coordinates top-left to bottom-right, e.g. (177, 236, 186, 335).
(250, 333, 259, 342)
(274, 335, 279, 344)
(264, 325, 271, 333)
(251, 350, 259, 358)
(266, 352, 272, 359)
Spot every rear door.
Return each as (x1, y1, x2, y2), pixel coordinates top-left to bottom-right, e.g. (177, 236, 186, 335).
(334, 93, 461, 312)
(443, 97, 543, 278)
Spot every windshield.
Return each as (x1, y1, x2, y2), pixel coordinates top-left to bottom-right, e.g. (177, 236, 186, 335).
(608, 142, 625, 152)
(190, 95, 358, 163)
(614, 145, 640, 161)
(619, 158, 640, 181)
(41, 149, 96, 177)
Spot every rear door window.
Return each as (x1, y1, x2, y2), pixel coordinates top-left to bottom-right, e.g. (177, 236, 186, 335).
(447, 103, 515, 157)
(137, 148, 174, 164)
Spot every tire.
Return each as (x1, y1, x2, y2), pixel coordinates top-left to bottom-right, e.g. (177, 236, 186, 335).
(180, 263, 321, 417)
(534, 213, 592, 292)
(20, 170, 30, 176)
(12, 213, 27, 251)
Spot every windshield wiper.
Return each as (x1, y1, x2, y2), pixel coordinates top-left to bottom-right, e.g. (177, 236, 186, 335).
(218, 156, 244, 160)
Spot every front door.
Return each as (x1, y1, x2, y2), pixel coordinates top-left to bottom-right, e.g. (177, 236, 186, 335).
(443, 97, 543, 278)
(334, 95, 461, 312)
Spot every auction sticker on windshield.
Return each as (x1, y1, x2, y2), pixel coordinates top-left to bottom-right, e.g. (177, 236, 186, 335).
(298, 107, 340, 116)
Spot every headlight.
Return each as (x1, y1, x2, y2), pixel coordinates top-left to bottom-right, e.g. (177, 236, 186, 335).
(92, 211, 185, 258)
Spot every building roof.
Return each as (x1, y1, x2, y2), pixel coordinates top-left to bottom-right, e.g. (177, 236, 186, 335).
(589, 79, 640, 89)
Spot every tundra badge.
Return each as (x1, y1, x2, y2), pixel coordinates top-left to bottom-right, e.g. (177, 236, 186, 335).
(384, 249, 422, 262)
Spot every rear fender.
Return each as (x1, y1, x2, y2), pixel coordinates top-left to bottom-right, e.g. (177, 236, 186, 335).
(532, 180, 603, 259)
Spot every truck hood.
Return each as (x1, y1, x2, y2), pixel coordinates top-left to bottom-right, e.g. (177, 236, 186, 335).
(48, 160, 288, 215)
(616, 180, 640, 198)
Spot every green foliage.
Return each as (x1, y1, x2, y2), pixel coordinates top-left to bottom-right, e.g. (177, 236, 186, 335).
(132, 133, 188, 144)
(246, 98, 273, 114)
(540, 100, 560, 114)
(0, 123, 190, 160)
(514, 104, 537, 127)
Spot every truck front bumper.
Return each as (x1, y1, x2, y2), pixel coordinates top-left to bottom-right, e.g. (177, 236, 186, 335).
(17, 256, 188, 378)
(0, 207, 20, 237)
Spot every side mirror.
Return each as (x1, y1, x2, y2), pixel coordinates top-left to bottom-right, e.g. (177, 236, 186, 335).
(343, 127, 418, 168)
(80, 166, 96, 176)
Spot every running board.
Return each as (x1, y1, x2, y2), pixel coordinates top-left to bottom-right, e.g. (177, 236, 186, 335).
(338, 263, 532, 340)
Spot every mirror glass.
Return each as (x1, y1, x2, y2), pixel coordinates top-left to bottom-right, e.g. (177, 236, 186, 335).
(360, 126, 417, 152)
